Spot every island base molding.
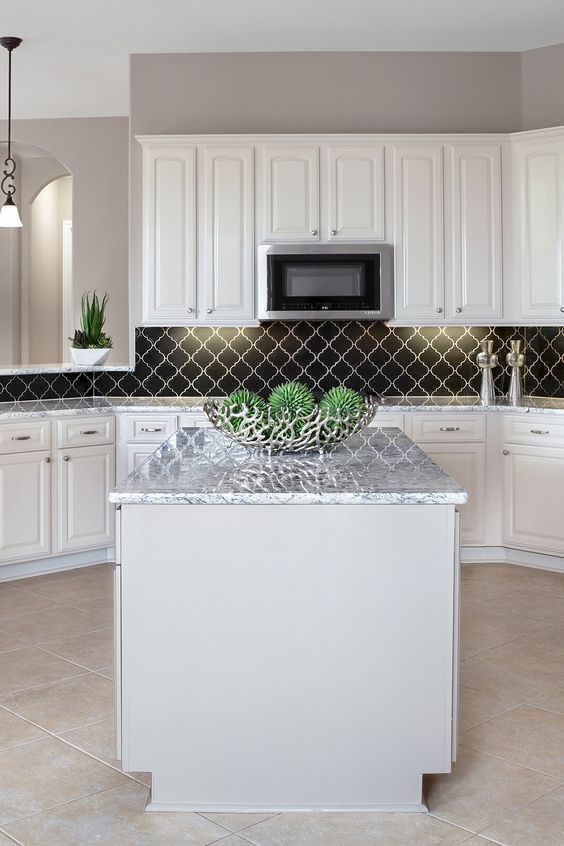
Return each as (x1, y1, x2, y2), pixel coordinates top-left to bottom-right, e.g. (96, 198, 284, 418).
(145, 800, 429, 813)
(461, 545, 564, 573)
(118, 502, 458, 811)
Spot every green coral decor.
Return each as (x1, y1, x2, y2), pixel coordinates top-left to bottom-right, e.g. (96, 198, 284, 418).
(220, 389, 266, 431)
(268, 381, 315, 416)
(319, 386, 365, 419)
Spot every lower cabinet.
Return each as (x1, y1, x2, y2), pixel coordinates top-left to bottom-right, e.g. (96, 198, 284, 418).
(424, 443, 486, 545)
(0, 451, 51, 562)
(58, 444, 115, 553)
(503, 444, 564, 556)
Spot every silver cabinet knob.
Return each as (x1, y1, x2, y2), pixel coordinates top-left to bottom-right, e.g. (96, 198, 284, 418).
(502, 449, 510, 456)
(436, 307, 443, 314)
(560, 307, 564, 313)
(187, 307, 193, 314)
(44, 456, 51, 464)
(63, 455, 70, 462)
(456, 307, 462, 313)
(310, 229, 318, 236)
(330, 229, 337, 236)
(206, 308, 213, 314)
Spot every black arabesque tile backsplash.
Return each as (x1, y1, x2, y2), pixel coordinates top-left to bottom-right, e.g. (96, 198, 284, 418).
(1, 323, 562, 404)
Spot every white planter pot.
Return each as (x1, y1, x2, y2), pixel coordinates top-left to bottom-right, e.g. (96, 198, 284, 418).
(69, 347, 111, 367)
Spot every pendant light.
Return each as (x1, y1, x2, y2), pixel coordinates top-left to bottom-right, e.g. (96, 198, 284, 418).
(0, 36, 22, 228)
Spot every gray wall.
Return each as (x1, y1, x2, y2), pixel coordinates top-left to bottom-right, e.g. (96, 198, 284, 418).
(521, 42, 564, 130)
(1, 116, 129, 364)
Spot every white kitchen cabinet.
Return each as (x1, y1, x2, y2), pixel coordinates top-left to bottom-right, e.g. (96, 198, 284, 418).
(327, 146, 385, 240)
(0, 451, 51, 562)
(57, 444, 115, 553)
(142, 145, 197, 325)
(425, 443, 486, 545)
(446, 145, 503, 321)
(260, 146, 320, 241)
(200, 146, 255, 321)
(392, 145, 444, 321)
(503, 443, 564, 556)
(516, 137, 564, 320)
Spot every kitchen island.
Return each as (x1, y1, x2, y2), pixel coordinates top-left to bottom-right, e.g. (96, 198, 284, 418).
(111, 427, 466, 813)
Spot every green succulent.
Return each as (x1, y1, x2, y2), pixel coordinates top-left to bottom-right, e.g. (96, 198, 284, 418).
(319, 387, 365, 420)
(268, 381, 315, 417)
(69, 291, 112, 349)
(221, 389, 266, 431)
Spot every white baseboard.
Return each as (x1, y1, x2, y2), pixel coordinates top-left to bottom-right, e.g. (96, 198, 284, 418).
(145, 800, 429, 813)
(462, 545, 564, 574)
(0, 547, 115, 582)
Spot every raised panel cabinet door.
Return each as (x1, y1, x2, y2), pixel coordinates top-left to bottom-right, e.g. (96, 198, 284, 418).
(142, 145, 197, 324)
(261, 146, 319, 241)
(327, 146, 385, 240)
(58, 444, 115, 552)
(201, 146, 254, 321)
(0, 451, 50, 563)
(503, 444, 564, 556)
(424, 444, 486, 545)
(447, 145, 503, 321)
(392, 145, 444, 321)
(519, 141, 564, 318)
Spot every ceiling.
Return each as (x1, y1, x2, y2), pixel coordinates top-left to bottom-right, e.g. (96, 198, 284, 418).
(2, 0, 564, 119)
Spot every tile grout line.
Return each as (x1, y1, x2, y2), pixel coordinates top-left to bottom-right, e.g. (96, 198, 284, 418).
(0, 783, 133, 832)
(457, 738, 564, 782)
(471, 780, 564, 842)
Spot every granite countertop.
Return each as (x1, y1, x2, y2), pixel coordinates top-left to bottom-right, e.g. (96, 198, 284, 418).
(109, 426, 468, 506)
(1, 394, 564, 419)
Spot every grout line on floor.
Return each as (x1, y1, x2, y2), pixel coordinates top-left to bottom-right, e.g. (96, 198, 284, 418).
(0, 668, 92, 701)
(0, 783, 131, 830)
(0, 826, 26, 846)
(457, 739, 564, 782)
(33, 642, 113, 677)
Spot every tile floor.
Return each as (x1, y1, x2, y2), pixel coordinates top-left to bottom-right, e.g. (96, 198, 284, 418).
(0, 561, 563, 844)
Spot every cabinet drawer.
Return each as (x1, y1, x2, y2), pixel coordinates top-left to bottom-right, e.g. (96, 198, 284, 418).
(410, 413, 485, 443)
(119, 414, 179, 443)
(58, 416, 115, 448)
(504, 414, 564, 447)
(367, 413, 405, 430)
(178, 413, 213, 429)
(0, 420, 51, 454)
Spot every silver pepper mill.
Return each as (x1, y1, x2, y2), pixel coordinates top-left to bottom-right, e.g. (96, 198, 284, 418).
(476, 340, 498, 404)
(506, 339, 525, 405)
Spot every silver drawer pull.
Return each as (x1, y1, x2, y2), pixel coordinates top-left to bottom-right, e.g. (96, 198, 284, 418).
(530, 429, 550, 435)
(12, 435, 31, 441)
(140, 427, 163, 433)
(63, 455, 70, 462)
(81, 430, 98, 435)
(439, 427, 461, 432)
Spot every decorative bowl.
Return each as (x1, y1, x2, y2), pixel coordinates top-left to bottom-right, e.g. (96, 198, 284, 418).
(203, 395, 378, 454)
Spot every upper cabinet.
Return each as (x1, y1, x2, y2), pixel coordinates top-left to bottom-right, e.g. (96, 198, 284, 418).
(260, 147, 320, 241)
(327, 146, 385, 240)
(392, 145, 444, 321)
(515, 135, 564, 321)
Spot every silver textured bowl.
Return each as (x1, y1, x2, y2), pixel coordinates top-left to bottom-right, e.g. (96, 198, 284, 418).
(203, 396, 378, 454)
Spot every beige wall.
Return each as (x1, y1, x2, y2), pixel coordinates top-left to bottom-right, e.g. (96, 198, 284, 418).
(521, 42, 564, 130)
(0, 116, 129, 364)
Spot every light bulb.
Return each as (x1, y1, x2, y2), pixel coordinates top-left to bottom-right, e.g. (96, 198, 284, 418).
(0, 195, 22, 227)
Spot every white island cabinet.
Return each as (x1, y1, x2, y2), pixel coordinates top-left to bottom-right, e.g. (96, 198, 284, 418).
(112, 426, 465, 812)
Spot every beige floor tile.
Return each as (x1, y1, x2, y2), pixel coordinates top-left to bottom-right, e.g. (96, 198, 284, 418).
(76, 595, 114, 622)
(529, 683, 564, 715)
(17, 574, 112, 608)
(457, 839, 498, 845)
(58, 719, 150, 785)
(460, 627, 564, 702)
(1, 672, 114, 733)
(461, 705, 564, 778)
(425, 745, 559, 832)
(477, 586, 564, 627)
(201, 813, 278, 833)
(41, 627, 114, 672)
(97, 666, 114, 680)
(240, 812, 470, 845)
(460, 605, 546, 659)
(0, 833, 21, 844)
(4, 780, 232, 845)
(481, 783, 564, 846)
(463, 563, 564, 596)
(458, 686, 514, 733)
(0, 632, 26, 655)
(0, 708, 47, 751)
(0, 736, 128, 825)
(0, 606, 108, 645)
(208, 839, 256, 846)
(0, 647, 87, 696)
(0, 588, 63, 620)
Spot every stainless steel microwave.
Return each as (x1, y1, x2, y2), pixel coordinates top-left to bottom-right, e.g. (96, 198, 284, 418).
(257, 243, 394, 321)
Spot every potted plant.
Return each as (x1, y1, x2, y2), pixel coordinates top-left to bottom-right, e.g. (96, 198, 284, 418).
(69, 291, 113, 366)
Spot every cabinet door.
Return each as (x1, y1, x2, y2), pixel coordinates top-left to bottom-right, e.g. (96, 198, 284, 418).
(518, 140, 564, 319)
(142, 145, 197, 324)
(201, 147, 254, 321)
(392, 145, 444, 321)
(447, 145, 503, 321)
(261, 147, 319, 241)
(327, 146, 385, 240)
(0, 451, 50, 562)
(58, 445, 115, 552)
(424, 443, 486, 545)
(503, 444, 564, 555)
